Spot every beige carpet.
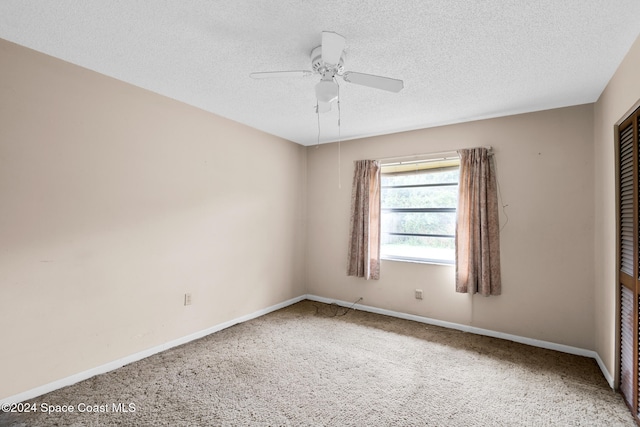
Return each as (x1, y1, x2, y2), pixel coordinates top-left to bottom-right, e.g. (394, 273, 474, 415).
(1, 300, 635, 426)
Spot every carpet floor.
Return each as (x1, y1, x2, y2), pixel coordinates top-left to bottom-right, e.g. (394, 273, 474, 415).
(0, 300, 635, 426)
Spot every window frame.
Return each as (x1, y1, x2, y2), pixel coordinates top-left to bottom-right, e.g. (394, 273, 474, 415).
(379, 157, 460, 265)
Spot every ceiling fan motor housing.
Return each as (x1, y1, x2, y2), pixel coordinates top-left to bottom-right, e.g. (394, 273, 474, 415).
(311, 45, 345, 76)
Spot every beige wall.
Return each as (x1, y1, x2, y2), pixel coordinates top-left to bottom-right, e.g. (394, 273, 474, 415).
(306, 104, 595, 350)
(0, 39, 306, 399)
(594, 35, 640, 381)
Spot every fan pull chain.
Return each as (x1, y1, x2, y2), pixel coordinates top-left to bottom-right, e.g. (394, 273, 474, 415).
(337, 83, 342, 189)
(316, 101, 321, 148)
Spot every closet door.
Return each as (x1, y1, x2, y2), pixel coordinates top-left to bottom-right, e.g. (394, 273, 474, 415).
(618, 108, 640, 418)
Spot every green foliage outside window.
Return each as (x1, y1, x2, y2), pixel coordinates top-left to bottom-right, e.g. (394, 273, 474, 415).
(381, 166, 459, 262)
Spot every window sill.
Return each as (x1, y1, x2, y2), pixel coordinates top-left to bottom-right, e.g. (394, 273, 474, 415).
(381, 256, 454, 266)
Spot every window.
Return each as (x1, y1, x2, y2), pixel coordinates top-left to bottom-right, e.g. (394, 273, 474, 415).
(380, 156, 460, 264)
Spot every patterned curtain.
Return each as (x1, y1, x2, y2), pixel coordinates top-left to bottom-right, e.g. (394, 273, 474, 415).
(347, 160, 381, 280)
(456, 148, 501, 295)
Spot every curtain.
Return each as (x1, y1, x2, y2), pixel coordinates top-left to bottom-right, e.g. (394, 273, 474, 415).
(347, 160, 381, 280)
(456, 148, 501, 295)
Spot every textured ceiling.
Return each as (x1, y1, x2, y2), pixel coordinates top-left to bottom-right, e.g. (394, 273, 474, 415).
(1, 1, 640, 146)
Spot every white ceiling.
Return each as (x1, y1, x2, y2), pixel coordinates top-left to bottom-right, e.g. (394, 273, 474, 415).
(1, 1, 640, 146)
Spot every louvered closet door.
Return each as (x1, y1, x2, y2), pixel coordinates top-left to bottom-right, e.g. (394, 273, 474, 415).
(618, 108, 640, 419)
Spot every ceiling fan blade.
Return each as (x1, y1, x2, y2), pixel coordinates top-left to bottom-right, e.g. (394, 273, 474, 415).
(250, 71, 313, 79)
(316, 101, 332, 114)
(321, 31, 346, 66)
(342, 71, 404, 92)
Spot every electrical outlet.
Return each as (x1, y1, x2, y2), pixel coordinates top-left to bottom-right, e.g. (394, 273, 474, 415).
(415, 289, 423, 300)
(184, 293, 192, 306)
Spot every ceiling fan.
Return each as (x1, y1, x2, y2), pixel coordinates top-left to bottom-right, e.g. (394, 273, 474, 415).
(250, 31, 404, 113)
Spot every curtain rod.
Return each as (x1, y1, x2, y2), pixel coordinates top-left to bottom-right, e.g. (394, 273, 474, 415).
(377, 146, 493, 163)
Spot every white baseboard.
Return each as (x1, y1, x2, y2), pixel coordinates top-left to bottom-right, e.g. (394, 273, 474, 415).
(305, 294, 615, 388)
(1, 295, 306, 405)
(3, 293, 615, 404)
(593, 352, 614, 388)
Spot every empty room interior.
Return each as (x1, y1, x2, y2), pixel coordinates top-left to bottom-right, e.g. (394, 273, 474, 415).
(3, 1, 640, 425)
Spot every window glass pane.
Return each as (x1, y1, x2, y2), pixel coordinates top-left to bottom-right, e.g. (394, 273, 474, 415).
(381, 235, 455, 263)
(381, 185, 458, 209)
(382, 212, 456, 236)
(382, 167, 459, 186)
(380, 162, 460, 264)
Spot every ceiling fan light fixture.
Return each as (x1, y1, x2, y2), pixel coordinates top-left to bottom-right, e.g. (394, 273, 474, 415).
(251, 31, 404, 114)
(315, 79, 339, 103)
